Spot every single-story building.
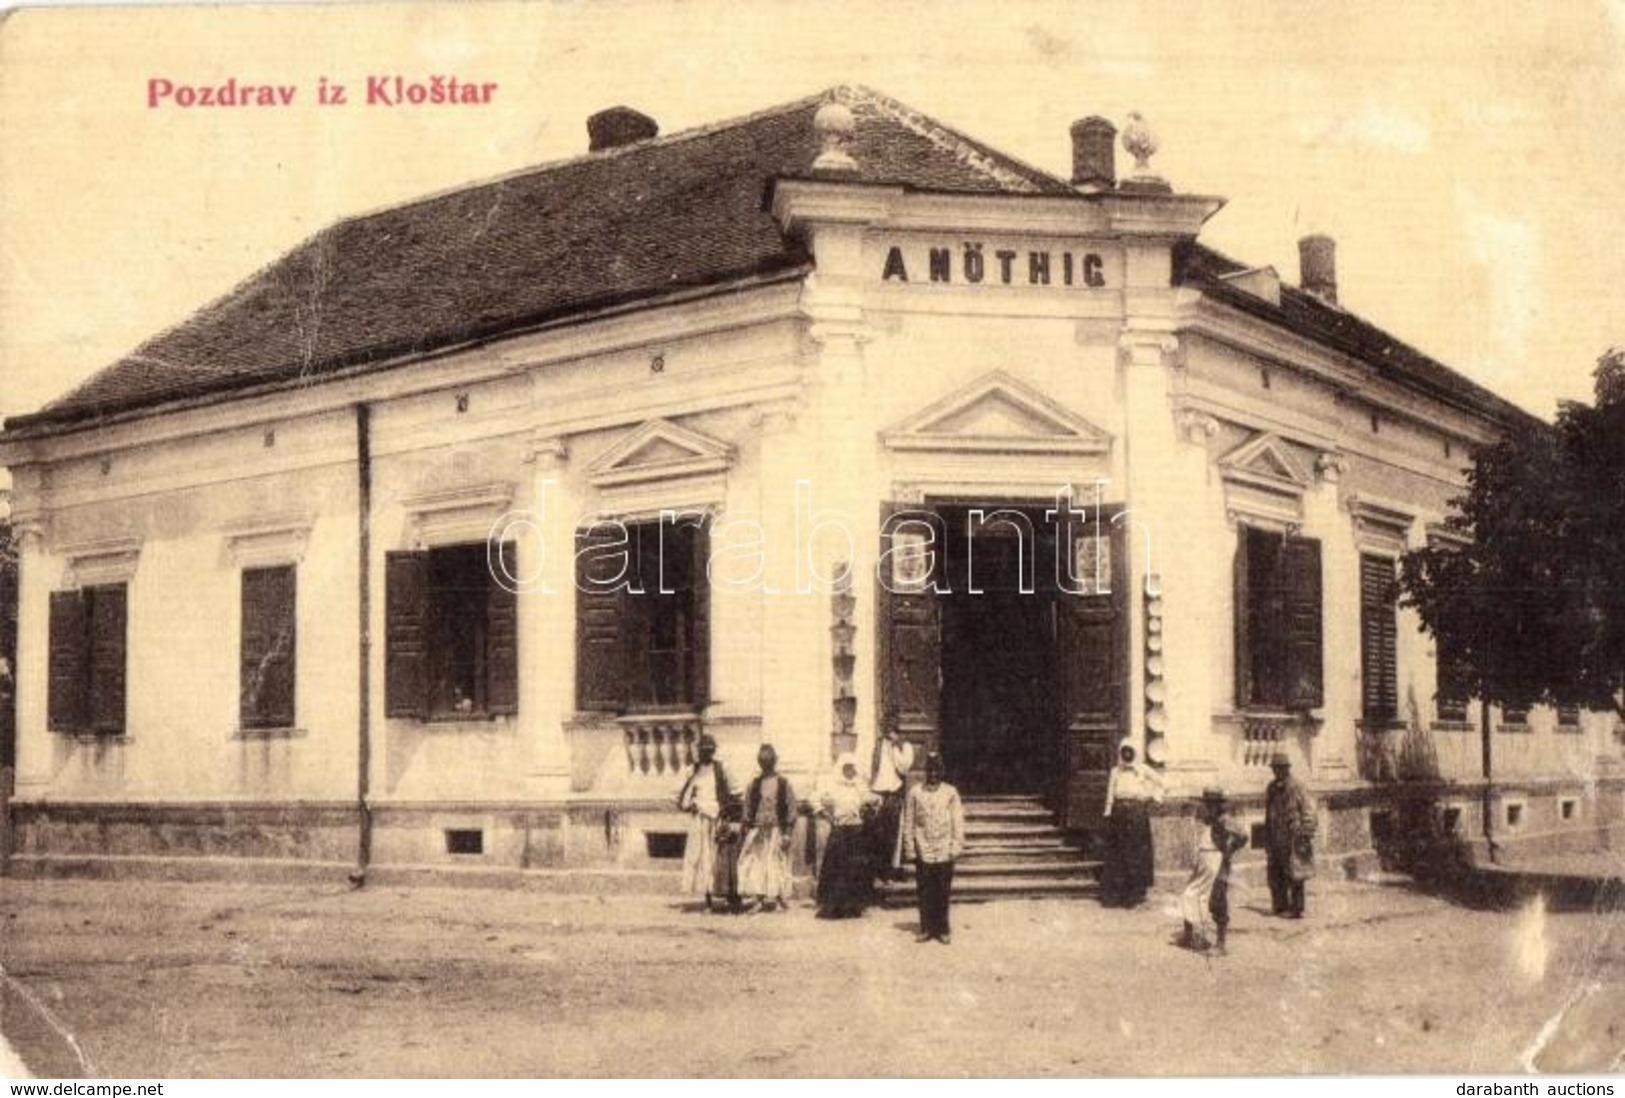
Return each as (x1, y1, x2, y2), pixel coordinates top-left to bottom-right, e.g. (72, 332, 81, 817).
(2, 86, 1619, 884)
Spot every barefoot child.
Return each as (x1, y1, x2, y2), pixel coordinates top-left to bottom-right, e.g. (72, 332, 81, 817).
(1179, 786, 1248, 953)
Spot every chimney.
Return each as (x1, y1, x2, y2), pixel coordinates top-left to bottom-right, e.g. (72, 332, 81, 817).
(1070, 116, 1116, 192)
(1299, 234, 1338, 305)
(587, 106, 659, 152)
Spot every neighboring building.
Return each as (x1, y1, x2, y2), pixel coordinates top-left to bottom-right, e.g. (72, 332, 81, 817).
(1, 87, 1619, 881)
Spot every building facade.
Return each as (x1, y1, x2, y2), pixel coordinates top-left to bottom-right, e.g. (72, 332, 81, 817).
(2, 88, 1620, 881)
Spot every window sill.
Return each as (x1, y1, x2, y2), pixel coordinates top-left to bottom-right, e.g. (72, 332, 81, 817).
(58, 730, 130, 744)
(1555, 725, 1583, 733)
(1430, 721, 1474, 733)
(233, 726, 307, 741)
(1496, 723, 1531, 734)
(423, 713, 513, 725)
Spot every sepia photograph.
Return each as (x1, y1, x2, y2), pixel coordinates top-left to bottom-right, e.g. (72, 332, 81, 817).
(0, 0, 1622, 1081)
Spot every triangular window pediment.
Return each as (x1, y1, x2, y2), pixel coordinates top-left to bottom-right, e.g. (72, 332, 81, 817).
(882, 370, 1111, 455)
(587, 419, 735, 489)
(1219, 432, 1312, 496)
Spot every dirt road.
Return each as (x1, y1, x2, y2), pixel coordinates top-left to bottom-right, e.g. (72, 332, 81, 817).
(0, 876, 1619, 1077)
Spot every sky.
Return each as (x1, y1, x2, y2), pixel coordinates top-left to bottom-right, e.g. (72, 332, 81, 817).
(1, 0, 1623, 429)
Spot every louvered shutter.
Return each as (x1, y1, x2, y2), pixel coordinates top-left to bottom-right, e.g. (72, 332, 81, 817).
(1233, 530, 1253, 709)
(241, 566, 297, 729)
(484, 542, 519, 716)
(47, 589, 87, 731)
(88, 584, 127, 735)
(384, 551, 429, 719)
(688, 521, 711, 709)
(1360, 554, 1398, 724)
(1282, 537, 1324, 709)
(1056, 509, 1126, 826)
(575, 525, 630, 712)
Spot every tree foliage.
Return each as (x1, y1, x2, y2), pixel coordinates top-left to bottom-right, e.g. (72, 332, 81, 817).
(1400, 349, 1625, 720)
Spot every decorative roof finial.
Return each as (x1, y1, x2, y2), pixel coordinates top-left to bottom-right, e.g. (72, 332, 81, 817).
(1121, 111, 1159, 178)
(812, 101, 859, 175)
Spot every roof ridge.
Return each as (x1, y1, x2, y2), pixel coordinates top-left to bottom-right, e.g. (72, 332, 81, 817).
(331, 89, 834, 229)
(842, 84, 1071, 195)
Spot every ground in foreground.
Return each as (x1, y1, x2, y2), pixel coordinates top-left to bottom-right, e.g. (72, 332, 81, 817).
(0, 875, 1620, 1076)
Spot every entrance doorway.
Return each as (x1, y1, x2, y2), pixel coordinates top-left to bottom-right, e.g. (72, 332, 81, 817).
(878, 498, 1126, 825)
(938, 506, 1062, 796)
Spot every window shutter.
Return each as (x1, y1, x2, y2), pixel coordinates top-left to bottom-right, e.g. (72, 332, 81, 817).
(1233, 530, 1253, 709)
(47, 589, 88, 731)
(384, 551, 429, 719)
(575, 526, 630, 712)
(1360, 554, 1398, 724)
(688, 521, 711, 710)
(88, 584, 127, 735)
(1282, 537, 1324, 709)
(484, 542, 519, 716)
(241, 566, 297, 729)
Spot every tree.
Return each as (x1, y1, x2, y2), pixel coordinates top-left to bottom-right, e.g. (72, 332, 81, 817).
(1400, 348, 1625, 721)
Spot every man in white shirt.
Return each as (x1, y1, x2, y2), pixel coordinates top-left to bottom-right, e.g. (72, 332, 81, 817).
(871, 728, 916, 878)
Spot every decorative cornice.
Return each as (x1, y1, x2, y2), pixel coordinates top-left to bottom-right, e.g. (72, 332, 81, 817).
(223, 513, 314, 568)
(400, 482, 516, 548)
(60, 536, 142, 587)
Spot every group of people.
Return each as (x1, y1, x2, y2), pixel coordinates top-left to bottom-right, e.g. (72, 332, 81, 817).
(676, 729, 966, 943)
(678, 729, 1318, 955)
(1099, 744, 1319, 954)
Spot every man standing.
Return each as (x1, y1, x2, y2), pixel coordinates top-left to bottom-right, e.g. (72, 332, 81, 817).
(1264, 752, 1317, 917)
(902, 752, 965, 944)
(870, 727, 915, 879)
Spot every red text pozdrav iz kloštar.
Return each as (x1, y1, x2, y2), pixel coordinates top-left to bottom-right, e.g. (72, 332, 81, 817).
(146, 75, 498, 108)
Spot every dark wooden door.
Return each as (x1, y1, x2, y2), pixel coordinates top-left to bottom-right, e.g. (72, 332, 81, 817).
(1055, 509, 1127, 828)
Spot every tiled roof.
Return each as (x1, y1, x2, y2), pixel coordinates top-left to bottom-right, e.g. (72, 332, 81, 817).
(1177, 243, 1539, 430)
(4, 87, 1533, 439)
(8, 86, 1071, 435)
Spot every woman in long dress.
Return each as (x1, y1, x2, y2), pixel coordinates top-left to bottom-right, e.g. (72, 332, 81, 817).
(816, 752, 880, 918)
(1100, 740, 1164, 907)
(736, 743, 797, 911)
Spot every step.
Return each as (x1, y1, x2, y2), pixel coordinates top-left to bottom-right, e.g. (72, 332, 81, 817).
(964, 823, 1062, 841)
(952, 860, 1093, 879)
(879, 876, 1097, 905)
(958, 846, 1098, 865)
(962, 806, 1057, 824)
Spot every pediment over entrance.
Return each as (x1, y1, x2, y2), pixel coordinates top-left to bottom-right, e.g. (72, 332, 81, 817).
(586, 418, 735, 489)
(882, 371, 1111, 455)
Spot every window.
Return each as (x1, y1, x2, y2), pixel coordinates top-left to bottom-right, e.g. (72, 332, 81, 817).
(1233, 526, 1322, 710)
(1556, 704, 1581, 729)
(1560, 798, 1578, 822)
(385, 542, 518, 719)
(1501, 704, 1529, 727)
(576, 516, 709, 712)
(48, 583, 127, 735)
(1360, 554, 1399, 726)
(1434, 629, 1470, 723)
(1504, 802, 1524, 828)
(240, 566, 296, 729)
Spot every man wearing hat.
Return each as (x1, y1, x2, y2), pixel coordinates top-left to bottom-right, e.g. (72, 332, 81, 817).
(1179, 786, 1247, 953)
(1264, 752, 1317, 918)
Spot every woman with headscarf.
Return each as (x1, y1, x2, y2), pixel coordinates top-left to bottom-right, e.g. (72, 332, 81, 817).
(736, 743, 797, 912)
(676, 732, 740, 913)
(1100, 739, 1165, 907)
(816, 752, 880, 918)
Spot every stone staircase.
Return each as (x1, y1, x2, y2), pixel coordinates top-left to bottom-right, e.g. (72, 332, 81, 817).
(880, 794, 1100, 905)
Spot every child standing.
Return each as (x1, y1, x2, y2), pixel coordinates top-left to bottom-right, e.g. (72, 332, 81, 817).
(1178, 786, 1248, 953)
